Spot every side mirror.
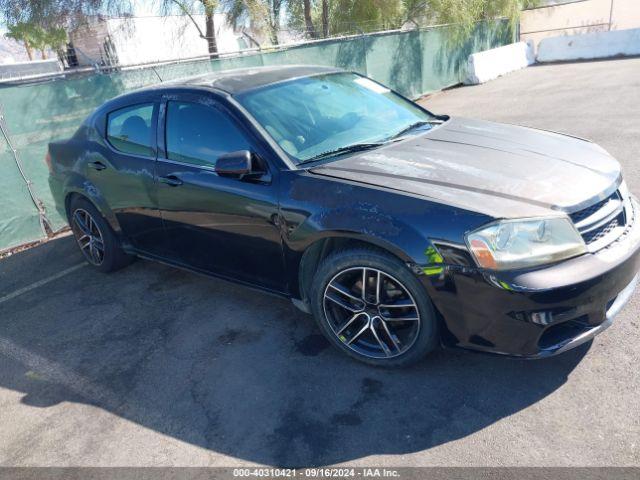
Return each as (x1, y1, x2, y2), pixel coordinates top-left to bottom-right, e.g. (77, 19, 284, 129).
(215, 150, 270, 182)
(215, 150, 252, 178)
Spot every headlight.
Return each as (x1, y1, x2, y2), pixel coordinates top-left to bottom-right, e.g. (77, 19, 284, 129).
(466, 216, 587, 270)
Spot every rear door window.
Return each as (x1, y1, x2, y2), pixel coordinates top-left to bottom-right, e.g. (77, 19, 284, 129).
(106, 103, 154, 156)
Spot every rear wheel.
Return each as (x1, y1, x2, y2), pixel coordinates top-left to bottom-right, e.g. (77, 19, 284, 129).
(310, 248, 438, 367)
(69, 197, 134, 273)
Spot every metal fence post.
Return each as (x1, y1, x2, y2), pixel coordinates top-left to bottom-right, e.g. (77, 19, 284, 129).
(0, 103, 52, 238)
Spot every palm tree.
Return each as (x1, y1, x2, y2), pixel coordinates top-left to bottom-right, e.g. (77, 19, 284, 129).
(203, 0, 219, 57)
(321, 0, 328, 37)
(5, 22, 37, 61)
(44, 27, 68, 60)
(302, 0, 317, 38)
(168, 0, 220, 58)
(30, 25, 49, 59)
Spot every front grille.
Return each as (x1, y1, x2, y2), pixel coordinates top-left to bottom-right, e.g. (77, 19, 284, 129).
(569, 189, 629, 250)
(569, 192, 618, 224)
(581, 214, 622, 244)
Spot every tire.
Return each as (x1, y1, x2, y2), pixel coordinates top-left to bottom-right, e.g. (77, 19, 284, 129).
(310, 248, 439, 367)
(69, 197, 135, 273)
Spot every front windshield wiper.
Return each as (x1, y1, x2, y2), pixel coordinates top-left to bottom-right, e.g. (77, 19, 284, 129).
(303, 142, 385, 163)
(388, 120, 440, 140)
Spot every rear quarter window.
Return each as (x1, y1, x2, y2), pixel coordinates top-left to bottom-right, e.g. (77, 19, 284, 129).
(106, 103, 154, 156)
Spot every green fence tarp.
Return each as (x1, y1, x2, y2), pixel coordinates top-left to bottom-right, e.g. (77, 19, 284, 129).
(0, 21, 512, 251)
(0, 133, 44, 249)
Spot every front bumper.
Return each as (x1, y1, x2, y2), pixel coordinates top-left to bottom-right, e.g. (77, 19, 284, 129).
(426, 199, 640, 358)
(537, 273, 637, 357)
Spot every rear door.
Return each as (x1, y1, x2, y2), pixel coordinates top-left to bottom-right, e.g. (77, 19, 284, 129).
(155, 92, 286, 292)
(89, 94, 167, 255)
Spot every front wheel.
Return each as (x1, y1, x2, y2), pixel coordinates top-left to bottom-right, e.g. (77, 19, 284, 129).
(310, 248, 439, 367)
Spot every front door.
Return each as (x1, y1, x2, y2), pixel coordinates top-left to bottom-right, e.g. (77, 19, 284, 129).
(155, 95, 285, 292)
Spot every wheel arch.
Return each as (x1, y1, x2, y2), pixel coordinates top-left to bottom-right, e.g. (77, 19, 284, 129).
(64, 188, 122, 237)
(294, 233, 417, 307)
(293, 233, 451, 346)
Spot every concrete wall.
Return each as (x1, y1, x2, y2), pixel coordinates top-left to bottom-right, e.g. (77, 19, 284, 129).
(612, 0, 640, 30)
(520, 0, 640, 47)
(465, 42, 535, 84)
(537, 26, 640, 62)
(0, 58, 62, 82)
(69, 18, 111, 66)
(71, 14, 248, 67)
(107, 14, 245, 66)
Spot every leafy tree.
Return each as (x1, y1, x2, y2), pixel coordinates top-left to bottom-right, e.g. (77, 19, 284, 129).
(329, 0, 403, 34)
(225, 0, 285, 45)
(0, 0, 125, 30)
(286, 0, 312, 38)
(2, 0, 541, 64)
(406, 0, 541, 32)
(287, 0, 539, 40)
(288, 0, 402, 38)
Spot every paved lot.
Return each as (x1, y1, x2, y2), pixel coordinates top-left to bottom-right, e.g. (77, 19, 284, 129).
(0, 58, 639, 467)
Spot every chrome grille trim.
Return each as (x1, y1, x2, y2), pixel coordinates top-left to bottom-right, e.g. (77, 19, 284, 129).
(574, 197, 624, 232)
(569, 189, 630, 252)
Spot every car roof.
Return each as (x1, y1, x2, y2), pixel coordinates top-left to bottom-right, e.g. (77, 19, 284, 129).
(93, 65, 344, 122)
(164, 64, 342, 95)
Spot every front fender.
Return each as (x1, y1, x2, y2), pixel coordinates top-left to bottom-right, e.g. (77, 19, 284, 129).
(287, 214, 430, 266)
(280, 170, 490, 298)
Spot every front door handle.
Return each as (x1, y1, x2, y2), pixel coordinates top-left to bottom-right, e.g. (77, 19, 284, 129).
(158, 175, 183, 187)
(88, 161, 106, 171)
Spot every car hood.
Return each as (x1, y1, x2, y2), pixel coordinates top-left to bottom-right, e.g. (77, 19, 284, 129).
(310, 117, 621, 219)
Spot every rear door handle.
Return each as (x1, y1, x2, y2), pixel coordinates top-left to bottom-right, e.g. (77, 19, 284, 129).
(158, 175, 183, 187)
(88, 161, 106, 171)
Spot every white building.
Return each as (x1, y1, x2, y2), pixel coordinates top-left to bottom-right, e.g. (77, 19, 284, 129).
(69, 13, 254, 67)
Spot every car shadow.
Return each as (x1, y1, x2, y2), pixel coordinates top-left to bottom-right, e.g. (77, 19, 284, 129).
(0, 236, 589, 466)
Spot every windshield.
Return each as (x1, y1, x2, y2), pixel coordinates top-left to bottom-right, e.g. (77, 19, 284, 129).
(236, 72, 436, 164)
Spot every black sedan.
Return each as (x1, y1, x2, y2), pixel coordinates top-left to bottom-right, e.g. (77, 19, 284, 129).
(47, 65, 640, 366)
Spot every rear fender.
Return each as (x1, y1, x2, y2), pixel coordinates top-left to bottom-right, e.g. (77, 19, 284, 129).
(63, 172, 123, 236)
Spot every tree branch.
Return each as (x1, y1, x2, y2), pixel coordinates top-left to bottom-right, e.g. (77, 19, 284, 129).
(170, 0, 212, 39)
